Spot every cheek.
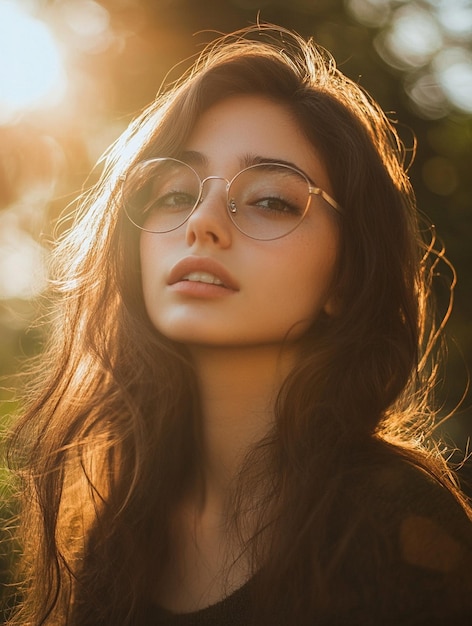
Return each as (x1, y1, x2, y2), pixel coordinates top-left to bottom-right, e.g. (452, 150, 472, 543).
(254, 239, 338, 338)
(139, 234, 166, 309)
(285, 235, 339, 316)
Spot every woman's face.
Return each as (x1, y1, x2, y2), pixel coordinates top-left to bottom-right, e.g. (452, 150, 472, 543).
(140, 95, 340, 348)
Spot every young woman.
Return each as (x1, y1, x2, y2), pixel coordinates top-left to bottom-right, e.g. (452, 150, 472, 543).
(7, 24, 472, 625)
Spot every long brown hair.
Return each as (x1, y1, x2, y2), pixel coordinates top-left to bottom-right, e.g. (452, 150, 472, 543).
(7, 24, 468, 625)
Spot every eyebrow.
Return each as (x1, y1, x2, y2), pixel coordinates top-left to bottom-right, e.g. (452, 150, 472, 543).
(177, 150, 317, 184)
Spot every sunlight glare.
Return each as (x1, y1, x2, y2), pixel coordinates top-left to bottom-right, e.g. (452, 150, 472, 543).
(377, 4, 442, 69)
(347, 0, 391, 27)
(0, 217, 48, 300)
(0, 1, 66, 123)
(434, 48, 472, 113)
(405, 72, 449, 119)
(59, 0, 112, 54)
(433, 0, 472, 38)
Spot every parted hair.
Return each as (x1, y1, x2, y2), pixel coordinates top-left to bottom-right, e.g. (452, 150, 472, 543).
(7, 24, 467, 625)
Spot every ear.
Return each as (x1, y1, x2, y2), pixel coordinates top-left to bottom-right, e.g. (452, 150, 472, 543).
(323, 290, 342, 318)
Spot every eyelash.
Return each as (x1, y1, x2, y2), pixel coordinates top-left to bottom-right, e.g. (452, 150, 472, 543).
(252, 195, 301, 215)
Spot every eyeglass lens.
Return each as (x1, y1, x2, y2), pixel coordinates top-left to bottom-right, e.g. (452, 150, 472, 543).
(122, 158, 312, 240)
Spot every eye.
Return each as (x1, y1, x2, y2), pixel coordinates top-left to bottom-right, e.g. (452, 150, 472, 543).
(150, 190, 197, 212)
(253, 196, 301, 215)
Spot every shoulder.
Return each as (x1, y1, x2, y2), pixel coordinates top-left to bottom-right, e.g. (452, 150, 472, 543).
(359, 454, 472, 544)
(333, 452, 472, 624)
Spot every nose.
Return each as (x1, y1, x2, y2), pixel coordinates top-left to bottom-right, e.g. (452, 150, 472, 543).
(185, 176, 232, 248)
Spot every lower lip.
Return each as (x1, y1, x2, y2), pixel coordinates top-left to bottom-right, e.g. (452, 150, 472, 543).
(169, 280, 238, 298)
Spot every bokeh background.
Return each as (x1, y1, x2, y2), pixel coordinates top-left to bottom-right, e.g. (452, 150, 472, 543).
(0, 0, 471, 616)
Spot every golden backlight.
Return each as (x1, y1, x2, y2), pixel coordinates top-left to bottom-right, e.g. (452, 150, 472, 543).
(0, 1, 66, 123)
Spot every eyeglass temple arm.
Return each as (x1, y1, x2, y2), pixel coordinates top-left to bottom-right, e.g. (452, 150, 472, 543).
(309, 186, 343, 215)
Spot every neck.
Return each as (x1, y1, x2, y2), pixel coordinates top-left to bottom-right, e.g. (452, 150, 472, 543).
(188, 343, 296, 512)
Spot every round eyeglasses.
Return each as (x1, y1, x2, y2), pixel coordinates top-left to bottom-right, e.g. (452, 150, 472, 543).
(121, 158, 343, 241)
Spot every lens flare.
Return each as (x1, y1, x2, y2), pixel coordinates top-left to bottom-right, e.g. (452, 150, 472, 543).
(0, 1, 66, 123)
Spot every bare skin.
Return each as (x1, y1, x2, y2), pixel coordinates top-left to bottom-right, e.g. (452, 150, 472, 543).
(156, 345, 296, 612)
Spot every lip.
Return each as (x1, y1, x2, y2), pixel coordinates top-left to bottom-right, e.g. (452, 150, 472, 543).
(168, 256, 240, 292)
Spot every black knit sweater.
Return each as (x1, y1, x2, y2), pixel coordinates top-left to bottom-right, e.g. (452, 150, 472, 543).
(143, 461, 472, 626)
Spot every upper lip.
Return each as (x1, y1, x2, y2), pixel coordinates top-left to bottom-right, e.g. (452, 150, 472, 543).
(168, 256, 240, 290)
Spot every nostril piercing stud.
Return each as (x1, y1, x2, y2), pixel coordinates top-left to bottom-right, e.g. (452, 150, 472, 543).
(229, 199, 237, 213)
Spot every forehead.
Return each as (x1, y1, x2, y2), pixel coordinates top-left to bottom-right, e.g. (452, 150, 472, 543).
(182, 95, 332, 191)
